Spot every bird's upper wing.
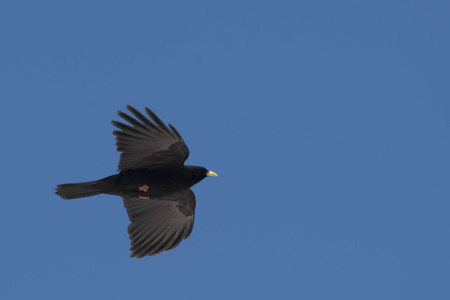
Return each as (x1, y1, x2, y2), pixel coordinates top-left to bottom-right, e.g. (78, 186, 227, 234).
(122, 189, 196, 258)
(112, 105, 189, 171)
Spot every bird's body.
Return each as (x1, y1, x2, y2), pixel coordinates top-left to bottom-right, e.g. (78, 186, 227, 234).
(59, 166, 209, 199)
(56, 106, 217, 258)
(114, 166, 207, 198)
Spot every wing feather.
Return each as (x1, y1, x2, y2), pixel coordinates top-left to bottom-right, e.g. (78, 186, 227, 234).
(112, 106, 189, 171)
(122, 189, 196, 258)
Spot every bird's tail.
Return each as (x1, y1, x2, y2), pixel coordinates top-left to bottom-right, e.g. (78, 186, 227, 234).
(56, 180, 105, 199)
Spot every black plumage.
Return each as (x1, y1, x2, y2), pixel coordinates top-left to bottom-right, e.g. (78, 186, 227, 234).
(56, 105, 217, 257)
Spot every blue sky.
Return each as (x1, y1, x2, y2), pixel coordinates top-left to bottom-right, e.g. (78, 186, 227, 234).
(1, 1, 449, 299)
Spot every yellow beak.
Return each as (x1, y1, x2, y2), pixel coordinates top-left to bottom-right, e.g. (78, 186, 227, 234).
(206, 171, 218, 177)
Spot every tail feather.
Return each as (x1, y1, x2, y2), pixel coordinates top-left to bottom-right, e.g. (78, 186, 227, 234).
(56, 180, 104, 199)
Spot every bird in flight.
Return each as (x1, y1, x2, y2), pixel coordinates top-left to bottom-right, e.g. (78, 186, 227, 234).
(56, 105, 217, 258)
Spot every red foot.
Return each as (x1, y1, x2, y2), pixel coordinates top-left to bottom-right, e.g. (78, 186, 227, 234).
(139, 196, 150, 199)
(138, 185, 149, 192)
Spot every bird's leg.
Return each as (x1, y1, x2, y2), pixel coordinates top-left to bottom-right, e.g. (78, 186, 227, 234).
(138, 185, 149, 192)
(138, 185, 150, 199)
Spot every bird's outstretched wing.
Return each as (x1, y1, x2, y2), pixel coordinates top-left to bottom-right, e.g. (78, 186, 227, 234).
(112, 105, 189, 171)
(122, 189, 196, 258)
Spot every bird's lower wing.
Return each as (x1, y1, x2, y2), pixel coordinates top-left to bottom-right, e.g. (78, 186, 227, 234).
(122, 189, 196, 258)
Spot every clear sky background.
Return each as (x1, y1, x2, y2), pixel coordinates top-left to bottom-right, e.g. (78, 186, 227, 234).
(1, 1, 449, 299)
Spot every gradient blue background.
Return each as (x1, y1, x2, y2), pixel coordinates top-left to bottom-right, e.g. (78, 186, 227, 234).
(1, 1, 449, 299)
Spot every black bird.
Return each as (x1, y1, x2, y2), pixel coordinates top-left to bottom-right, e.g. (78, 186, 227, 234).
(56, 105, 217, 258)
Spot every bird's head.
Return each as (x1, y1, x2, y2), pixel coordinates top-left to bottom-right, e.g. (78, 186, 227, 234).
(187, 166, 218, 182)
